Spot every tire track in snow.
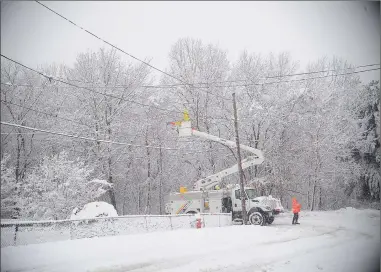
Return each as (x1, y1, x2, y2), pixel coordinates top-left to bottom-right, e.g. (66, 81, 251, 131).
(155, 220, 376, 272)
(218, 220, 379, 272)
(118, 225, 347, 272)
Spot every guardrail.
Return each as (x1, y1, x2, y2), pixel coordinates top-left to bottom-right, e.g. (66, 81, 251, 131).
(1, 213, 232, 247)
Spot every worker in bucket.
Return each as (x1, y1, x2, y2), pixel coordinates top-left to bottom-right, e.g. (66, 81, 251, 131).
(292, 197, 301, 224)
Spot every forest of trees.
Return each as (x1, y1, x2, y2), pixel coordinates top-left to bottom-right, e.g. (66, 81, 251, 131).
(1, 38, 380, 220)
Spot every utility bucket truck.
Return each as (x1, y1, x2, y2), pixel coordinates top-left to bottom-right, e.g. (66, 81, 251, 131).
(165, 111, 275, 226)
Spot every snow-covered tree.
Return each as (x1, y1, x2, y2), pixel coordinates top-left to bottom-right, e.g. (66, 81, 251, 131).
(1, 39, 379, 218)
(351, 80, 380, 201)
(1, 154, 21, 218)
(20, 151, 107, 220)
(64, 47, 152, 210)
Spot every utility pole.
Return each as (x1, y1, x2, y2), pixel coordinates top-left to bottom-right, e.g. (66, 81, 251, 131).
(232, 92, 247, 225)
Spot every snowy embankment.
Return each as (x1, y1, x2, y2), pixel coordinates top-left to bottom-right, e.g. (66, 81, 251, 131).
(2, 208, 380, 272)
(1, 213, 231, 247)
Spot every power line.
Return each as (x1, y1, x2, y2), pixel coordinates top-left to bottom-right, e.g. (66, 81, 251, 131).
(55, 78, 212, 89)
(0, 87, 230, 123)
(0, 121, 180, 150)
(205, 63, 380, 85)
(3, 65, 379, 91)
(0, 90, 235, 136)
(34, 1, 180, 83)
(4, 64, 377, 124)
(0, 121, 237, 154)
(219, 67, 381, 88)
(0, 99, 201, 140)
(0, 90, 170, 122)
(17, 1, 381, 103)
(0, 99, 92, 128)
(0, 99, 240, 142)
(0, 131, 230, 145)
(2, 55, 378, 130)
(0, 54, 182, 115)
(35, 63, 380, 89)
(34, 1, 231, 102)
(3, 65, 377, 126)
(36, 0, 379, 93)
(3, 65, 378, 121)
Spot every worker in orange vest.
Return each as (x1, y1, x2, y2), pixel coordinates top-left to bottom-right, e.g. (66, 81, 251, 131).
(292, 197, 301, 225)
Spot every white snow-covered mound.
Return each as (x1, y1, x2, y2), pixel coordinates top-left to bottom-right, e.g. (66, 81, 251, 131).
(334, 206, 380, 218)
(70, 202, 118, 220)
(3, 208, 379, 272)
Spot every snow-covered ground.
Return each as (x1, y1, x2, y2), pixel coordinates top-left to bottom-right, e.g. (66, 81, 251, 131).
(1, 214, 231, 247)
(2, 208, 380, 272)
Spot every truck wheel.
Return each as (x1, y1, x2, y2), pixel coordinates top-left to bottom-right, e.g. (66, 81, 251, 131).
(267, 216, 274, 225)
(248, 212, 263, 225)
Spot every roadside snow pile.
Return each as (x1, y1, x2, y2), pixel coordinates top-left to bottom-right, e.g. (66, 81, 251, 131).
(335, 207, 380, 216)
(2, 208, 379, 272)
(335, 207, 365, 214)
(70, 202, 118, 220)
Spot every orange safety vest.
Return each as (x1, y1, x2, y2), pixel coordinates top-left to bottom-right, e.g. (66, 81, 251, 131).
(292, 198, 301, 213)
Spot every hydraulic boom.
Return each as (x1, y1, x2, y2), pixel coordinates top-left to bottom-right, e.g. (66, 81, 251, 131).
(171, 111, 264, 191)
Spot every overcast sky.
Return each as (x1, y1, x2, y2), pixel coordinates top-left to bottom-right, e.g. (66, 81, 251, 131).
(1, 1, 380, 83)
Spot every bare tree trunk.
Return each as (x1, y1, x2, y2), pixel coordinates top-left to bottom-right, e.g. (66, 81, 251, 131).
(311, 180, 317, 211)
(137, 183, 143, 215)
(311, 129, 321, 211)
(105, 106, 117, 209)
(159, 146, 163, 215)
(15, 133, 21, 183)
(145, 127, 151, 214)
(307, 178, 311, 209)
(20, 134, 26, 180)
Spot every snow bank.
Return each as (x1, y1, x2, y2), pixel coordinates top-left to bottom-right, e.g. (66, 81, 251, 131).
(70, 201, 118, 220)
(335, 207, 380, 217)
(1, 213, 232, 247)
(2, 208, 379, 272)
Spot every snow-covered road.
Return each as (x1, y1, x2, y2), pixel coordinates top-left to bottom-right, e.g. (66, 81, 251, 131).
(2, 208, 380, 272)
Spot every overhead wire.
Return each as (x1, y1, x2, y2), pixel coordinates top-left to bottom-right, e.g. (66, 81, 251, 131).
(0, 99, 92, 128)
(0, 121, 240, 152)
(0, 121, 178, 150)
(0, 54, 182, 115)
(3, 3, 380, 158)
(10, 1, 381, 107)
(68, 63, 379, 88)
(10, 3, 372, 170)
(2, 64, 378, 127)
(0, 88, 172, 122)
(34, 1, 179, 82)
(200, 63, 380, 85)
(34, 0, 231, 101)
(2, 65, 379, 90)
(214, 67, 381, 88)
(0, 89, 238, 140)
